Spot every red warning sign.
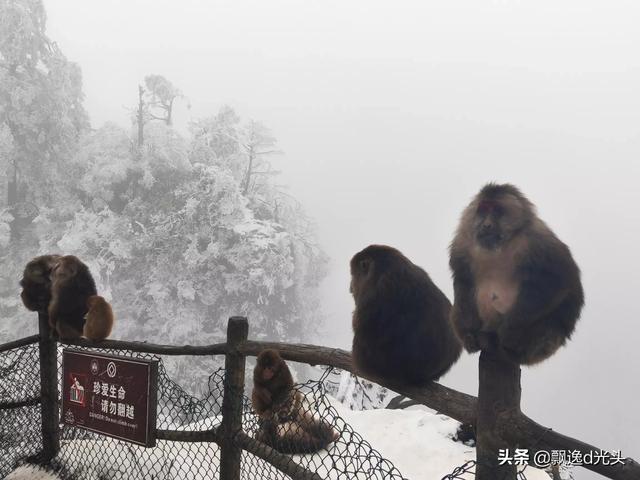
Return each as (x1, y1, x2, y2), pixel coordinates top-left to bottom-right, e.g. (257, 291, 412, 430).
(62, 349, 158, 447)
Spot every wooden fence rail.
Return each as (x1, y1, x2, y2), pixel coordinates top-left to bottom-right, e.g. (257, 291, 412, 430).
(242, 340, 640, 480)
(1, 316, 638, 480)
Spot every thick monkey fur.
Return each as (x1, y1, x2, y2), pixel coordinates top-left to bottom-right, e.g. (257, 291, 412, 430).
(254, 413, 339, 455)
(19, 254, 61, 312)
(83, 296, 114, 341)
(350, 245, 462, 386)
(449, 183, 584, 365)
(252, 349, 338, 454)
(48, 255, 97, 340)
(252, 349, 295, 420)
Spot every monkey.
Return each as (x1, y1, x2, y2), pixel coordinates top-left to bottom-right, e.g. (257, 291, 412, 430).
(449, 183, 584, 365)
(350, 245, 462, 386)
(252, 349, 297, 420)
(254, 413, 339, 455)
(48, 255, 97, 340)
(82, 296, 114, 341)
(19, 254, 62, 312)
(252, 349, 339, 454)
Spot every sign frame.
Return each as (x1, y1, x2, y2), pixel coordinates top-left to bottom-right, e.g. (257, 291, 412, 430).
(61, 348, 159, 447)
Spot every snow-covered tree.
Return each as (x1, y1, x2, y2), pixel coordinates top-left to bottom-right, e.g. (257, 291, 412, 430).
(132, 75, 183, 146)
(143, 75, 182, 126)
(0, 0, 88, 238)
(0, 0, 327, 395)
(22, 107, 328, 394)
(324, 370, 392, 411)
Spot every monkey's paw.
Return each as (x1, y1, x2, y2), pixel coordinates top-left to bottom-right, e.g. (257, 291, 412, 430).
(462, 333, 481, 353)
(477, 331, 499, 352)
(497, 327, 528, 362)
(257, 409, 273, 420)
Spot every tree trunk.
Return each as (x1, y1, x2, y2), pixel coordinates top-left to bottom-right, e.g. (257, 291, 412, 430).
(8, 156, 21, 242)
(166, 97, 174, 126)
(137, 85, 145, 149)
(242, 146, 254, 196)
(7, 156, 18, 206)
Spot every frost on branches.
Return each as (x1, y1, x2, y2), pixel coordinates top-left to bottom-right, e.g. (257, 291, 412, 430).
(0, 0, 327, 395)
(2, 110, 327, 393)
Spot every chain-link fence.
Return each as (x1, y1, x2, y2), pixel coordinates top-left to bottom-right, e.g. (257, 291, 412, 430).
(0, 341, 42, 478)
(439, 459, 532, 480)
(53, 345, 222, 480)
(241, 369, 406, 480)
(1, 336, 541, 480)
(0, 340, 413, 480)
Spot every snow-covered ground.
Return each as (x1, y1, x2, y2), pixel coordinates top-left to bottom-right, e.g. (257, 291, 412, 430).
(6, 398, 552, 480)
(333, 400, 551, 480)
(6, 466, 59, 480)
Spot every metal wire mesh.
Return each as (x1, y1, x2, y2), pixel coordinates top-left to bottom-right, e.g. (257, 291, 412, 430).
(54, 345, 223, 480)
(0, 343, 42, 477)
(1, 342, 409, 480)
(440, 459, 531, 480)
(441, 460, 476, 479)
(243, 369, 407, 480)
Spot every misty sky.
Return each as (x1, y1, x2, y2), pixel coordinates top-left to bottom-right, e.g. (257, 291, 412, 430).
(46, 1, 640, 477)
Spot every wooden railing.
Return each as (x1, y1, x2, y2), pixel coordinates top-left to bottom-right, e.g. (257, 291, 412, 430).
(1, 315, 638, 480)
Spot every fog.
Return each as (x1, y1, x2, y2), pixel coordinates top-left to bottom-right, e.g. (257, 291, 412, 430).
(46, 0, 640, 477)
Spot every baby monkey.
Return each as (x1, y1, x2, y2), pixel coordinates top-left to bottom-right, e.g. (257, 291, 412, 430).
(252, 349, 338, 454)
(252, 349, 297, 420)
(83, 296, 115, 341)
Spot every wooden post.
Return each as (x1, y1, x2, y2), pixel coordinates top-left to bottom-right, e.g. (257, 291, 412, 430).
(220, 316, 248, 480)
(37, 312, 59, 461)
(476, 350, 521, 480)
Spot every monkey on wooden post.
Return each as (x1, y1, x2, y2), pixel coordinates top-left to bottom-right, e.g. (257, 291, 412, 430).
(350, 245, 462, 386)
(19, 254, 61, 313)
(449, 183, 584, 364)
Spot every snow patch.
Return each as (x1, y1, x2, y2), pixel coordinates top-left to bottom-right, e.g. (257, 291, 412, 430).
(7, 399, 552, 480)
(332, 400, 552, 480)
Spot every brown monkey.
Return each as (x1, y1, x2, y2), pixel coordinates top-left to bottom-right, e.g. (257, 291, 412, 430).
(19, 254, 61, 312)
(252, 349, 297, 420)
(449, 183, 584, 364)
(350, 245, 462, 386)
(254, 414, 339, 455)
(252, 349, 338, 454)
(83, 296, 114, 341)
(48, 255, 97, 340)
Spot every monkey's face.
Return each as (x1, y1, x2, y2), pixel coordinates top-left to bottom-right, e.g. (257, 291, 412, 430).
(261, 365, 276, 381)
(474, 200, 504, 249)
(350, 245, 407, 303)
(349, 256, 372, 300)
(20, 255, 60, 288)
(20, 267, 44, 287)
(474, 195, 528, 250)
(256, 350, 283, 381)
